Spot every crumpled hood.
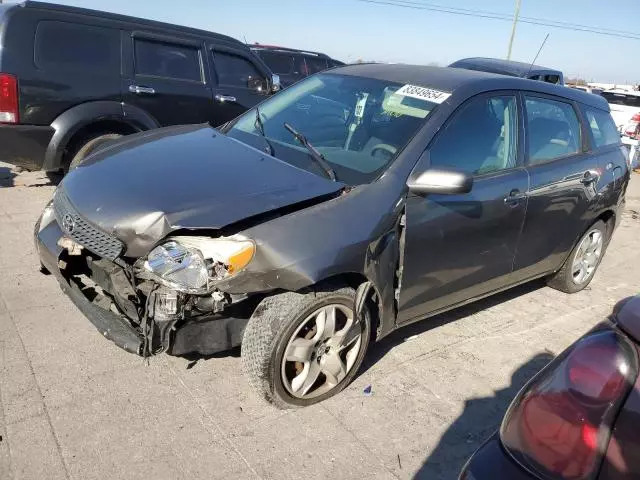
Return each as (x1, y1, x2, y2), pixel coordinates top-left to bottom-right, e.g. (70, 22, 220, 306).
(60, 125, 344, 257)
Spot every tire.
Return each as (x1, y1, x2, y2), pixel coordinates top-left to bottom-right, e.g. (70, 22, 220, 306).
(67, 133, 123, 172)
(241, 284, 371, 409)
(547, 220, 608, 294)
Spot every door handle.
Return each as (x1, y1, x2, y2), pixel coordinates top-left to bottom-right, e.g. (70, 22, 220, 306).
(215, 94, 237, 103)
(504, 189, 527, 206)
(580, 170, 599, 185)
(129, 85, 156, 95)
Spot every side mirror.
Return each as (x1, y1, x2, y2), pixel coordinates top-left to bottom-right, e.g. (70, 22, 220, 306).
(407, 167, 473, 195)
(247, 76, 267, 93)
(271, 74, 281, 93)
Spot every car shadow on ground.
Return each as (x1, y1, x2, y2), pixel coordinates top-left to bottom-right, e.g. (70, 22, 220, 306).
(0, 167, 16, 187)
(413, 351, 555, 479)
(0, 167, 62, 188)
(359, 279, 548, 377)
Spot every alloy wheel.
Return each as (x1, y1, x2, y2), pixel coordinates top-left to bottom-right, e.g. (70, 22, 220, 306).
(571, 229, 604, 285)
(281, 304, 363, 399)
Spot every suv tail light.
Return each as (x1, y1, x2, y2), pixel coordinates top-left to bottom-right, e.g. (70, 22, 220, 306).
(501, 328, 638, 480)
(0, 73, 19, 124)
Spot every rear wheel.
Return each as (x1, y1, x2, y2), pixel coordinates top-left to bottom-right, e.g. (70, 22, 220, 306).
(67, 133, 123, 172)
(547, 220, 607, 293)
(241, 284, 371, 409)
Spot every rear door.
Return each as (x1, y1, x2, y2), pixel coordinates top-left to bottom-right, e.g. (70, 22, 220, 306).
(208, 46, 271, 126)
(122, 32, 213, 126)
(398, 92, 529, 322)
(511, 93, 602, 282)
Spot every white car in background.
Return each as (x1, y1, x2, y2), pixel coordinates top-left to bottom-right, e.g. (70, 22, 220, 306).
(601, 89, 640, 167)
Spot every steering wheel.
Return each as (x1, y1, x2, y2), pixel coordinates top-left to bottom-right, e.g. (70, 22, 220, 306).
(370, 143, 398, 158)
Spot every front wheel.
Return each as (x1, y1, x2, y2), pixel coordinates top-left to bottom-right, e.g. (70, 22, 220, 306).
(547, 220, 607, 293)
(241, 285, 371, 409)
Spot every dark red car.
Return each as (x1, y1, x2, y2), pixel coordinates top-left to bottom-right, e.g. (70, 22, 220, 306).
(461, 296, 640, 480)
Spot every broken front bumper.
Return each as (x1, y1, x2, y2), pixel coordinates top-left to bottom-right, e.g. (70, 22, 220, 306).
(34, 211, 250, 357)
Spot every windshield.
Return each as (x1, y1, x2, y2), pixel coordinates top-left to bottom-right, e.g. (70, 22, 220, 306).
(226, 73, 442, 185)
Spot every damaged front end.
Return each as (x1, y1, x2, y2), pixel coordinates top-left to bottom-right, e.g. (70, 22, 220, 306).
(37, 198, 260, 358)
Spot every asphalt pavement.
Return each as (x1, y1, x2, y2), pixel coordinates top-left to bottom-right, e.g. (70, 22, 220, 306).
(1, 163, 639, 480)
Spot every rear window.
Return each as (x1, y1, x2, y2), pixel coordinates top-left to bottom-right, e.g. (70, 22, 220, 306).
(602, 92, 640, 108)
(134, 39, 202, 81)
(34, 21, 120, 74)
(257, 51, 294, 75)
(585, 109, 621, 147)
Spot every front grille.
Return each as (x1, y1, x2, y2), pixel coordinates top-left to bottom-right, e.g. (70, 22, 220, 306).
(53, 190, 124, 261)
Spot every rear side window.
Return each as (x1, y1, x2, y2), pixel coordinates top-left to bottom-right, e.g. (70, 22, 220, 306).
(430, 95, 518, 175)
(305, 56, 329, 74)
(213, 52, 262, 87)
(34, 21, 120, 74)
(585, 109, 621, 147)
(258, 51, 294, 75)
(525, 97, 582, 164)
(134, 39, 202, 82)
(602, 92, 640, 108)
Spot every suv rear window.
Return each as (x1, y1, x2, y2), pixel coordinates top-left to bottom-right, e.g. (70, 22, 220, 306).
(585, 109, 621, 147)
(134, 39, 202, 82)
(34, 21, 120, 74)
(602, 92, 640, 108)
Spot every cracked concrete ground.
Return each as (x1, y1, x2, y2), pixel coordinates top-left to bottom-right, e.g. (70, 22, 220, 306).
(1, 163, 639, 480)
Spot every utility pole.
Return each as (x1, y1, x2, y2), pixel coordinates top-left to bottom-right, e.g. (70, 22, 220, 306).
(507, 0, 522, 60)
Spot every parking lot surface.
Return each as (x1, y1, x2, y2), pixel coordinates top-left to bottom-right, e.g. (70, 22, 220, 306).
(1, 164, 639, 480)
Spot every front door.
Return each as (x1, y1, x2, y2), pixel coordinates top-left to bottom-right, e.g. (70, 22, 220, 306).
(511, 94, 601, 282)
(122, 33, 214, 126)
(398, 93, 529, 323)
(209, 47, 271, 127)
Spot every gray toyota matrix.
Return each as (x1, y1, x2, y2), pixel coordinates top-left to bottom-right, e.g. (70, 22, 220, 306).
(35, 64, 629, 408)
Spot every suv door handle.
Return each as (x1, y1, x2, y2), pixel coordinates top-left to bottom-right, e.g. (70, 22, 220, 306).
(580, 170, 599, 185)
(129, 85, 156, 95)
(215, 94, 237, 103)
(504, 189, 527, 206)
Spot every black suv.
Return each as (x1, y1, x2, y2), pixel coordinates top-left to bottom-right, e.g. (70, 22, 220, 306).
(251, 44, 344, 87)
(450, 57, 565, 85)
(0, 1, 278, 172)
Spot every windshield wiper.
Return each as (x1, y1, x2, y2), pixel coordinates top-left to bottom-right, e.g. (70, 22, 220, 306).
(283, 122, 337, 182)
(254, 107, 274, 156)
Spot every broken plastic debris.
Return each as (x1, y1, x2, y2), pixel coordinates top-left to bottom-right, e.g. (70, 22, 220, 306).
(363, 385, 373, 396)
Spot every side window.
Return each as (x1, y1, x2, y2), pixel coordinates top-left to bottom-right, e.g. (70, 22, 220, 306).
(258, 51, 294, 75)
(305, 57, 330, 74)
(586, 109, 621, 147)
(525, 97, 582, 164)
(213, 52, 262, 87)
(34, 21, 120, 74)
(429, 95, 518, 175)
(134, 39, 202, 82)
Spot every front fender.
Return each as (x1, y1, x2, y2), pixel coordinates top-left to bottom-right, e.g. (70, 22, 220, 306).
(43, 101, 159, 170)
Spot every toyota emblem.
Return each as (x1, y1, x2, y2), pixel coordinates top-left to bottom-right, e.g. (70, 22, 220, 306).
(62, 214, 76, 234)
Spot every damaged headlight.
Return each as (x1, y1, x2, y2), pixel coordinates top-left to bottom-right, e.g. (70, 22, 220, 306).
(142, 236, 255, 293)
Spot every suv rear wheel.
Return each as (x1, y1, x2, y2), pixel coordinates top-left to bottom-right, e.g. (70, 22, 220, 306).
(241, 284, 371, 408)
(67, 133, 123, 172)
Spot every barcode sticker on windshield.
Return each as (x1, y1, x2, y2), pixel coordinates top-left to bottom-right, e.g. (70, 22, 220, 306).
(395, 85, 451, 104)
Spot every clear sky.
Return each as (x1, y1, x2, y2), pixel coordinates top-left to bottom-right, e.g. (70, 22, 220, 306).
(44, 0, 639, 83)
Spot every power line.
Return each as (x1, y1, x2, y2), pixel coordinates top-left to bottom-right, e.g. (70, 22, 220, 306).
(356, 0, 640, 41)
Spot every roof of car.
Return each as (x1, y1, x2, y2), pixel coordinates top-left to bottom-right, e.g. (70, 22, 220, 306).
(331, 63, 608, 110)
(15, 1, 243, 45)
(251, 44, 332, 59)
(448, 57, 563, 78)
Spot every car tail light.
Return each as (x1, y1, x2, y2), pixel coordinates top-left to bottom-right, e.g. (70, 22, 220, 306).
(501, 329, 638, 480)
(0, 73, 19, 124)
